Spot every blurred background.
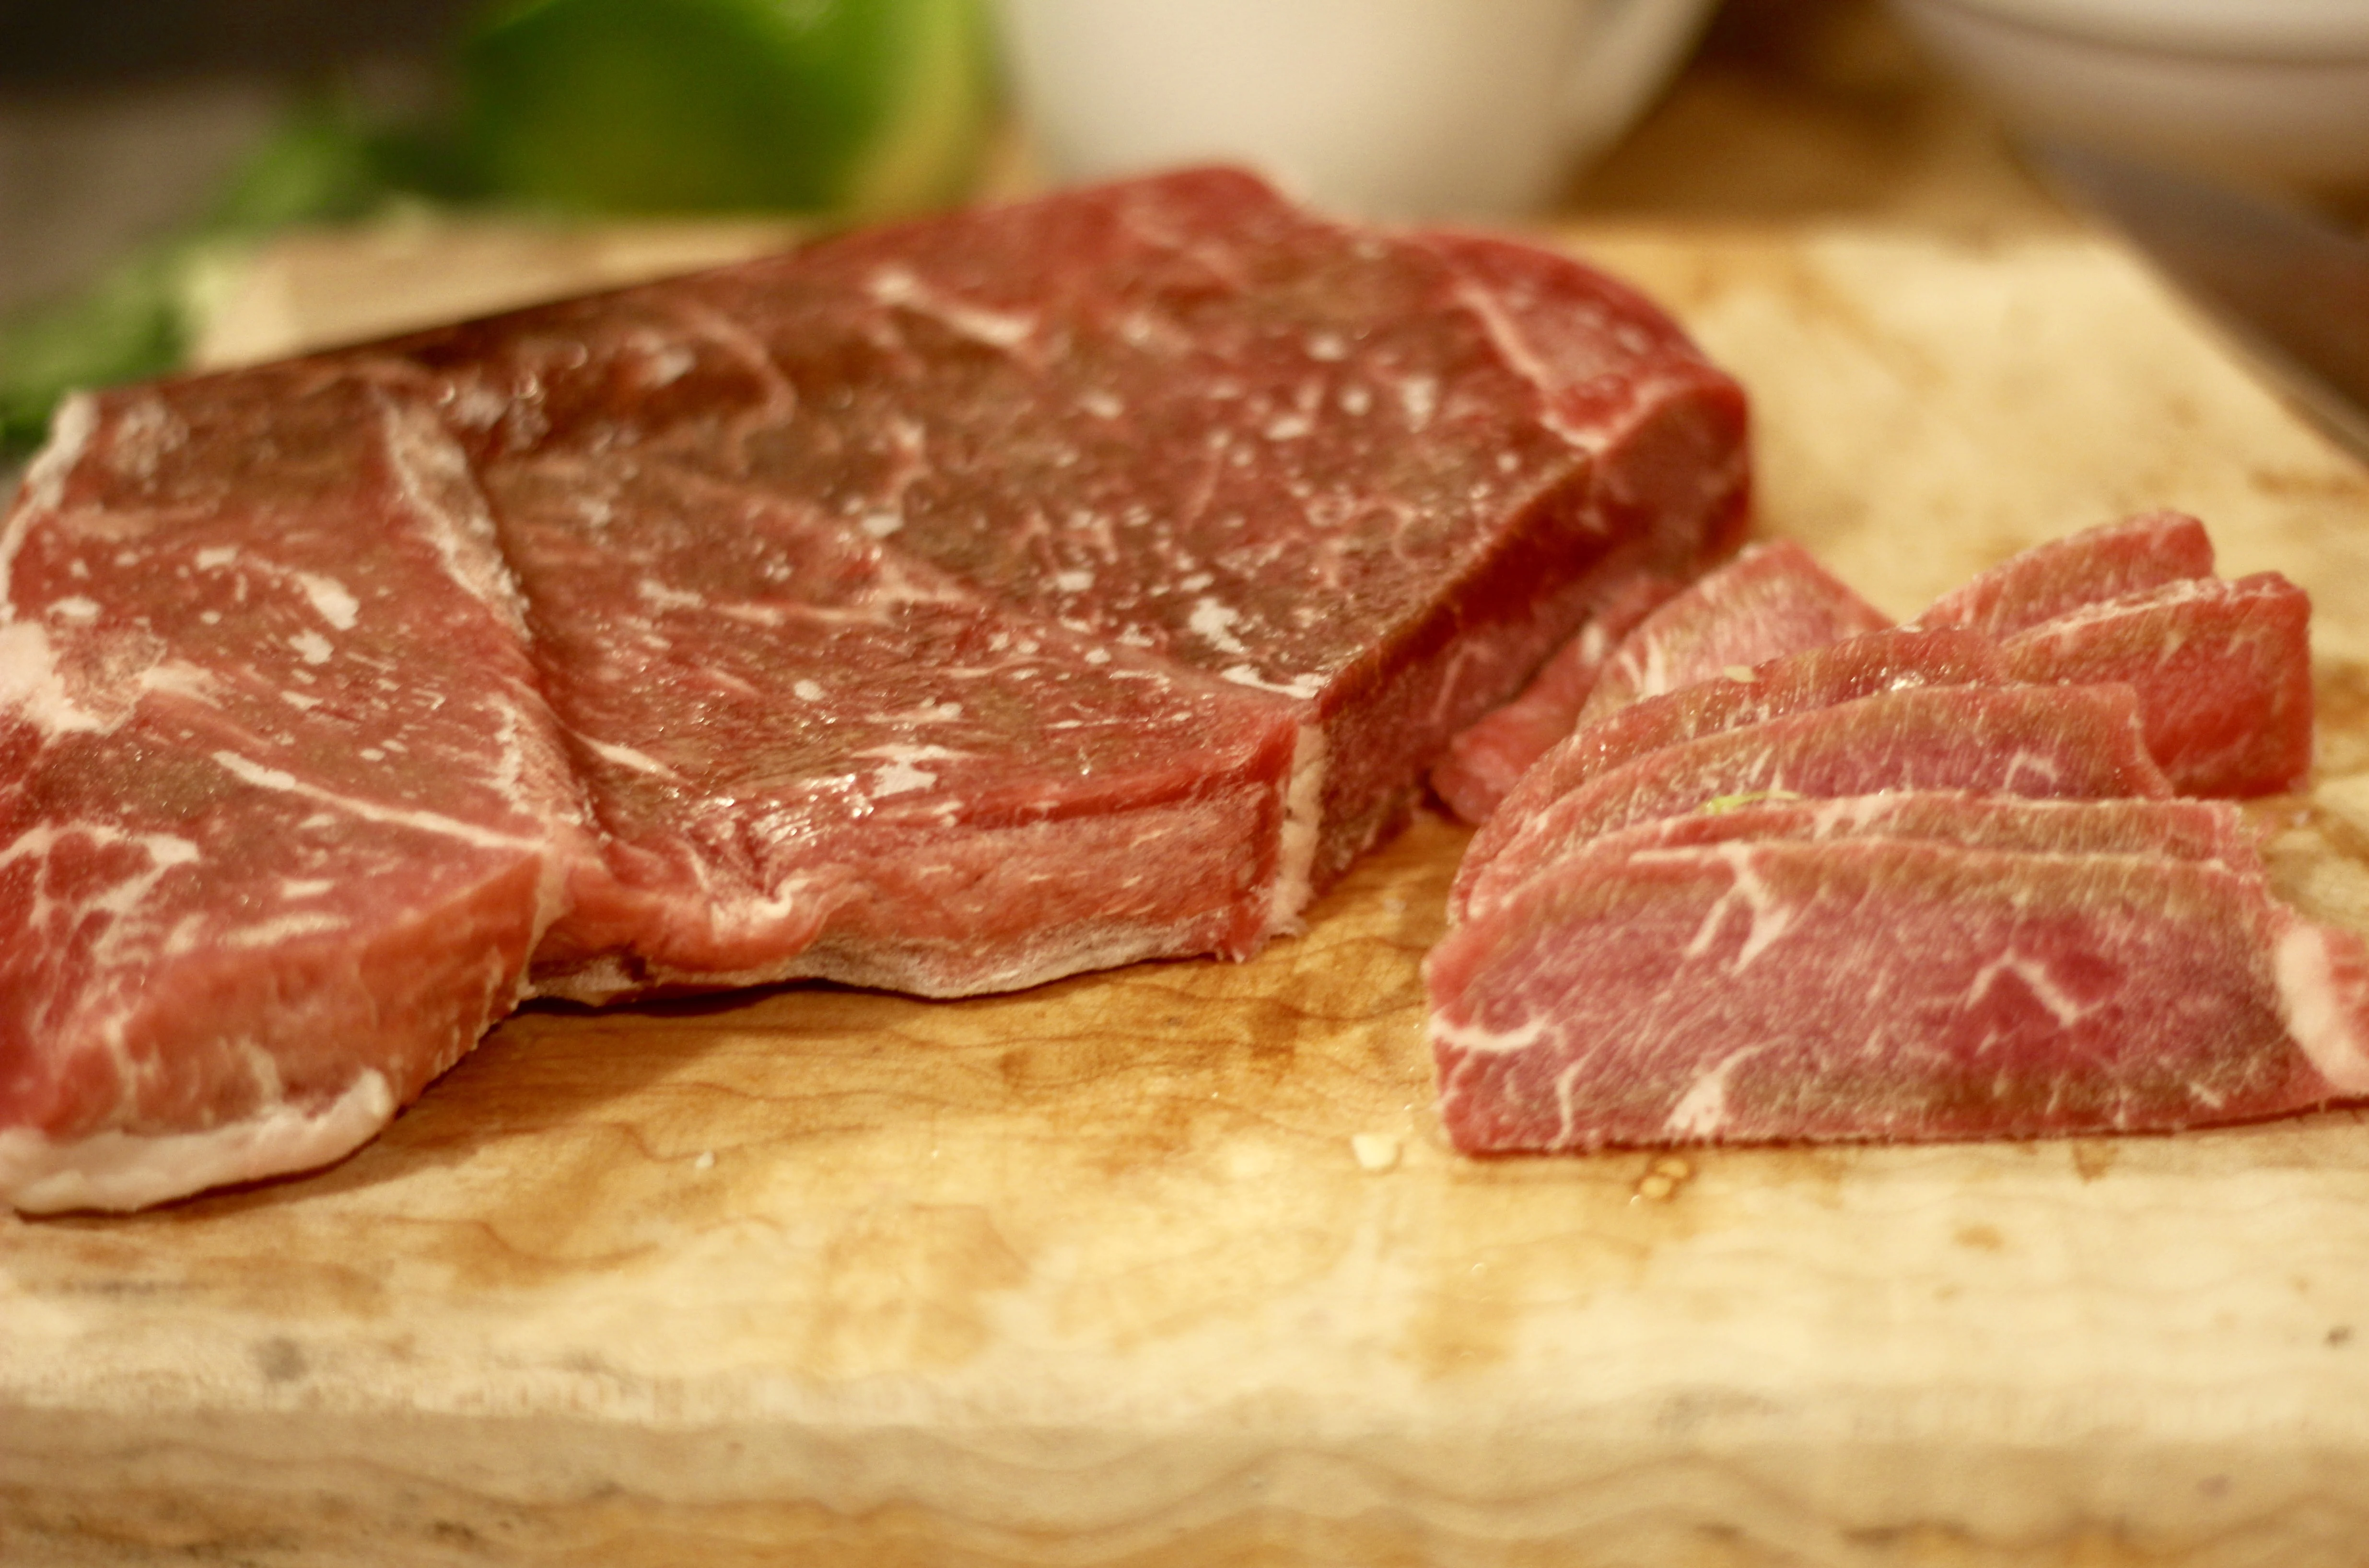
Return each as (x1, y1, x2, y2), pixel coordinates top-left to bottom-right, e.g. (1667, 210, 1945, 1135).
(0, 0, 468, 310)
(0, 0, 2019, 311)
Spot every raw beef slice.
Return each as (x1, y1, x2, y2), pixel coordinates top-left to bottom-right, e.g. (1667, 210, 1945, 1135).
(1430, 570, 1679, 825)
(1452, 682, 2174, 921)
(1574, 538, 1890, 723)
(1428, 836, 2369, 1151)
(2000, 573, 2313, 798)
(1542, 791, 2265, 876)
(2, 168, 1752, 1206)
(1914, 511, 2215, 639)
(0, 372, 593, 1212)
(1471, 625, 2007, 859)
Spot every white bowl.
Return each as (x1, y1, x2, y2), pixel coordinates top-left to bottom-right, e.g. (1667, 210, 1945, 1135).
(996, 0, 1719, 219)
(1891, 0, 2369, 196)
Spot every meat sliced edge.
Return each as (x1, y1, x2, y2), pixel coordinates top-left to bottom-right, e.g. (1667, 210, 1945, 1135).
(1914, 510, 2216, 639)
(1574, 537, 1890, 724)
(2001, 571, 2314, 798)
(1470, 624, 2008, 864)
(1430, 570, 1681, 825)
(1429, 836, 2363, 1152)
(1452, 681, 2175, 923)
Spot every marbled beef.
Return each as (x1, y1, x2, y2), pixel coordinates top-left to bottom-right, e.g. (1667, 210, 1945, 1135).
(2000, 573, 2313, 798)
(1915, 511, 2215, 639)
(486, 454, 1304, 999)
(1546, 791, 2265, 873)
(1429, 571, 1679, 825)
(1, 169, 1751, 1207)
(0, 372, 595, 1211)
(1467, 625, 2007, 866)
(1429, 836, 2369, 1151)
(353, 168, 1748, 998)
(1452, 683, 2174, 921)
(1574, 538, 1889, 724)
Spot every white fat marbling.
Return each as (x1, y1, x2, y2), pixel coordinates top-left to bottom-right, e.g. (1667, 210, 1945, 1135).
(1218, 662, 1326, 701)
(2276, 922, 2369, 1093)
(577, 733, 681, 780)
(294, 572, 360, 630)
(1968, 950, 2093, 1030)
(866, 265, 1036, 350)
(1264, 723, 1327, 935)
(1429, 1010, 1552, 1058)
(1188, 596, 1249, 657)
(208, 749, 544, 854)
(0, 621, 108, 738)
(0, 1070, 395, 1215)
(1671, 843, 1795, 973)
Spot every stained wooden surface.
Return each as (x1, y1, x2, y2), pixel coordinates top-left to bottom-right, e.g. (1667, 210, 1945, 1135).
(15, 11, 2369, 1560)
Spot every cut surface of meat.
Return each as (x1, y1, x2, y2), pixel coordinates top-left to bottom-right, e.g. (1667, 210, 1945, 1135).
(1915, 511, 2215, 639)
(0, 375, 595, 1213)
(1426, 513, 2359, 1162)
(1430, 570, 1680, 825)
(2000, 572, 2313, 798)
(1428, 837, 2367, 1152)
(1574, 537, 1890, 724)
(491, 455, 1305, 999)
(2, 169, 1753, 1208)
(1451, 682, 2174, 921)
(1543, 791, 2265, 877)
(1473, 626, 2008, 859)
(375, 169, 1750, 905)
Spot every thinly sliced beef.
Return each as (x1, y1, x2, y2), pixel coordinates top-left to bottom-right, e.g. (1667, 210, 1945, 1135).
(1473, 626, 2007, 860)
(1429, 837, 2369, 1151)
(1444, 518, 2198, 836)
(1430, 571, 1679, 825)
(2001, 573, 2313, 797)
(3, 169, 1752, 1208)
(1554, 792, 2265, 875)
(1427, 513, 2358, 1157)
(1916, 511, 2215, 639)
(0, 373, 595, 1213)
(1574, 538, 1890, 723)
(1453, 682, 2172, 921)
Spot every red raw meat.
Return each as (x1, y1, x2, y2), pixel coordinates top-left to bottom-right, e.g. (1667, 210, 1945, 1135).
(367, 169, 1749, 998)
(2, 169, 1751, 1207)
(1575, 537, 1890, 723)
(1473, 625, 2007, 862)
(489, 456, 1304, 998)
(385, 170, 1749, 913)
(0, 371, 596, 1212)
(1916, 511, 2215, 638)
(1427, 511, 2352, 1161)
(1552, 791, 2264, 875)
(1428, 836, 2369, 1151)
(1452, 683, 2173, 921)
(1429, 571, 1679, 825)
(2001, 573, 2314, 798)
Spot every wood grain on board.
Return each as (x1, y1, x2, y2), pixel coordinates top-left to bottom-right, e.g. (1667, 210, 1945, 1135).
(10, 216, 2369, 1568)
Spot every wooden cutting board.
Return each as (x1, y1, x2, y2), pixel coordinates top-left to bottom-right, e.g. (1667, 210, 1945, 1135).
(10, 217, 2369, 1568)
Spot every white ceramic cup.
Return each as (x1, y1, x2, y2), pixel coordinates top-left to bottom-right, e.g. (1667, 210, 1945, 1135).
(994, 0, 1719, 219)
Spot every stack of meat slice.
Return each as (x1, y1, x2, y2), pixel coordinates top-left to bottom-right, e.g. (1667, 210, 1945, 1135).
(2, 168, 1751, 1211)
(1431, 538, 1889, 822)
(1428, 511, 2369, 1151)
